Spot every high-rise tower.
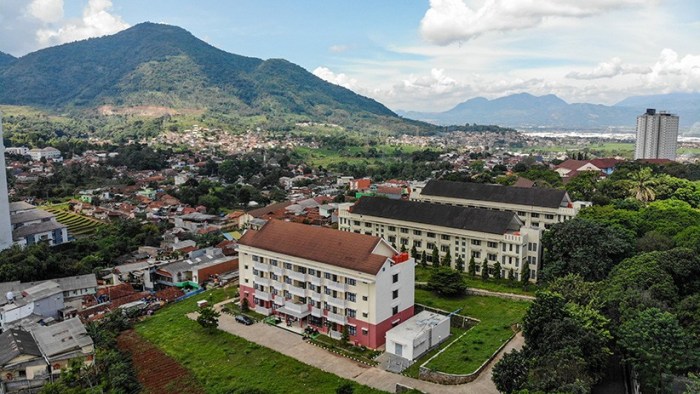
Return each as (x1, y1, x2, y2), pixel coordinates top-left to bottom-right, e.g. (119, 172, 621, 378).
(634, 108, 679, 160)
(0, 113, 13, 250)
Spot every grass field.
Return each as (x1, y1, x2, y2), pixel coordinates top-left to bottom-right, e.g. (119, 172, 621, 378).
(294, 144, 430, 167)
(415, 289, 530, 375)
(135, 288, 383, 394)
(41, 204, 107, 236)
(415, 266, 537, 296)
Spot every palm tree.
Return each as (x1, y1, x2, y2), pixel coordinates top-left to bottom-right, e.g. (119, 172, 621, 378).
(628, 168, 656, 202)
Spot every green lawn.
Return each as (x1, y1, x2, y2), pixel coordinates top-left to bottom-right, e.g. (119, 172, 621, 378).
(415, 266, 537, 296)
(415, 289, 530, 375)
(402, 325, 469, 378)
(136, 287, 383, 394)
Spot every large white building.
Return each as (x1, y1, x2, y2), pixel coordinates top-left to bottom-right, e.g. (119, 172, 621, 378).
(339, 197, 542, 281)
(9, 202, 69, 247)
(634, 108, 679, 160)
(238, 220, 415, 349)
(410, 180, 589, 229)
(0, 115, 12, 250)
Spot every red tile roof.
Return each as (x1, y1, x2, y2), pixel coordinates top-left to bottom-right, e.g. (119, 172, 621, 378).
(238, 220, 390, 274)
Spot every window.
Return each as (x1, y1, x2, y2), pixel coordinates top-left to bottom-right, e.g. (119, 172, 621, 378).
(365, 222, 372, 227)
(284, 262, 292, 269)
(309, 284, 316, 291)
(388, 226, 396, 231)
(441, 234, 450, 240)
(488, 253, 497, 261)
(285, 277, 292, 284)
(353, 220, 360, 226)
(502, 244, 506, 252)
(392, 306, 399, 315)
(345, 278, 356, 286)
(388, 235, 396, 243)
(545, 214, 554, 220)
(362, 296, 368, 301)
(346, 292, 356, 302)
(427, 232, 436, 238)
(400, 227, 409, 234)
(515, 245, 520, 253)
(325, 272, 332, 279)
(244, 265, 249, 269)
(487, 241, 497, 248)
(517, 211, 526, 216)
(471, 239, 481, 246)
(531, 213, 540, 218)
(400, 238, 408, 245)
(532, 222, 540, 227)
(528, 242, 537, 252)
(252, 255, 259, 262)
(392, 273, 399, 283)
(324, 287, 332, 295)
(413, 229, 422, 235)
(346, 309, 357, 318)
(348, 326, 356, 336)
(270, 259, 278, 266)
(441, 245, 450, 252)
(392, 289, 399, 299)
(253, 269, 259, 276)
(362, 328, 368, 334)
(472, 251, 481, 258)
(308, 268, 316, 276)
(413, 240, 422, 248)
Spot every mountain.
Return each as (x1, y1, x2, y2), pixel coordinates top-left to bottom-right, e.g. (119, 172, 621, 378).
(0, 23, 420, 131)
(402, 92, 700, 129)
(0, 51, 15, 68)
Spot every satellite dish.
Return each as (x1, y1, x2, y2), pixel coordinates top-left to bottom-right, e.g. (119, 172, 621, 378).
(6, 291, 15, 302)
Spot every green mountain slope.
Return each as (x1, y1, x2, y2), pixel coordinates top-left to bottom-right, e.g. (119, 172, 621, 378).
(0, 23, 396, 122)
(0, 51, 15, 68)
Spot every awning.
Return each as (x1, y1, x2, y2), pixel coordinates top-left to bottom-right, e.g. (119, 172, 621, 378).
(276, 306, 311, 319)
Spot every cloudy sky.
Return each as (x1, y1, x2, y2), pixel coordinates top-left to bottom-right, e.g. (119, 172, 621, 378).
(1, 0, 699, 112)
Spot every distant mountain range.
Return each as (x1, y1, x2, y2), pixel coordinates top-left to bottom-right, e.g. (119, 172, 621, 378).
(0, 23, 431, 134)
(400, 92, 700, 129)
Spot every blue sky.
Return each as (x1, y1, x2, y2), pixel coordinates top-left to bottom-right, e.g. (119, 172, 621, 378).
(2, 0, 699, 111)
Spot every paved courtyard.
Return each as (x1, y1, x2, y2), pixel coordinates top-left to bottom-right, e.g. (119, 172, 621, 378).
(190, 302, 524, 393)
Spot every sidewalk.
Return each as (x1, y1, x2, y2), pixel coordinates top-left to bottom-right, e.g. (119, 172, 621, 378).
(190, 305, 523, 393)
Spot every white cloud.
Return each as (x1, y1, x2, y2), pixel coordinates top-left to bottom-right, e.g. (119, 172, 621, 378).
(566, 57, 651, 80)
(420, 0, 654, 45)
(36, 0, 129, 46)
(329, 44, 349, 53)
(313, 67, 359, 90)
(644, 49, 700, 91)
(27, 0, 64, 23)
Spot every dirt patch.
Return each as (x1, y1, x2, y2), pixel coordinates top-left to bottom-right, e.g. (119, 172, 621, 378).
(117, 329, 205, 394)
(97, 105, 203, 117)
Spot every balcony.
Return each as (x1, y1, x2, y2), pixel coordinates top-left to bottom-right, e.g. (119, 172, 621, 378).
(326, 281, 347, 293)
(504, 233, 523, 243)
(272, 266, 284, 276)
(326, 296, 346, 309)
(311, 306, 323, 317)
(272, 281, 286, 292)
(309, 276, 321, 286)
(255, 289, 272, 302)
(310, 291, 322, 302)
(288, 285, 306, 298)
(253, 261, 270, 272)
(286, 270, 306, 282)
(285, 302, 309, 315)
(255, 305, 271, 316)
(273, 295, 285, 306)
(326, 311, 347, 325)
(253, 276, 271, 287)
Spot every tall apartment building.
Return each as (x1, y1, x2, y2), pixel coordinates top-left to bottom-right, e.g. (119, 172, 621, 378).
(634, 108, 679, 160)
(0, 114, 12, 250)
(339, 197, 542, 282)
(238, 220, 414, 349)
(411, 180, 590, 229)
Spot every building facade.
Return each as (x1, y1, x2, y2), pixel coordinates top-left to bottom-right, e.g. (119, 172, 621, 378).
(9, 202, 69, 247)
(238, 220, 415, 349)
(339, 197, 542, 281)
(634, 108, 679, 160)
(0, 115, 12, 251)
(410, 180, 589, 229)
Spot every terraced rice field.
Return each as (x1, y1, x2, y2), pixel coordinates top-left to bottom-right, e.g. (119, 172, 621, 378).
(41, 205, 107, 236)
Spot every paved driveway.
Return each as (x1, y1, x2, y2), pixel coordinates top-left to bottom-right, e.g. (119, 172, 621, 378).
(190, 304, 523, 393)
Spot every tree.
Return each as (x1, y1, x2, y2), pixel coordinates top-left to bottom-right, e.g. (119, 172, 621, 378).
(431, 246, 439, 267)
(628, 167, 657, 202)
(410, 245, 419, 259)
(197, 306, 220, 331)
(521, 263, 530, 287)
(420, 250, 427, 268)
(541, 218, 634, 281)
(468, 256, 477, 277)
(481, 259, 489, 280)
(241, 297, 250, 312)
(455, 256, 465, 272)
(400, 243, 407, 253)
(427, 267, 466, 297)
(509, 268, 515, 282)
(618, 308, 695, 392)
(492, 350, 528, 394)
(442, 250, 452, 268)
(493, 261, 502, 280)
(342, 325, 350, 343)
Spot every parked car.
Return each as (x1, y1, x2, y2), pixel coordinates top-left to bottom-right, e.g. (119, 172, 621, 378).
(235, 315, 254, 325)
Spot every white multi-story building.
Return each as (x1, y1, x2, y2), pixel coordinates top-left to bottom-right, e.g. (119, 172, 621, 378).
(634, 108, 679, 160)
(0, 115, 12, 250)
(339, 197, 542, 281)
(9, 202, 69, 247)
(28, 147, 62, 162)
(238, 220, 415, 349)
(410, 180, 590, 229)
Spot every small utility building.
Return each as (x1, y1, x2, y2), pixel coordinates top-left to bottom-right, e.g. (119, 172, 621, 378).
(385, 311, 450, 360)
